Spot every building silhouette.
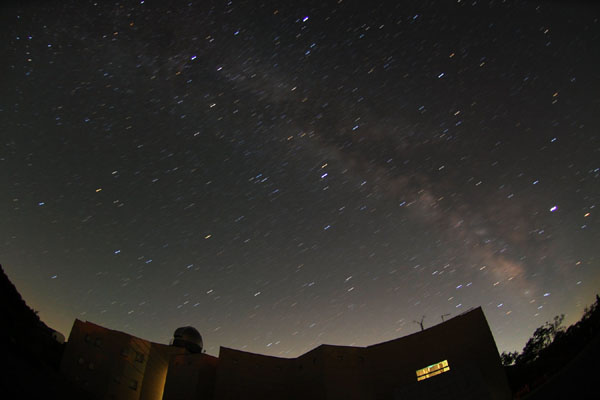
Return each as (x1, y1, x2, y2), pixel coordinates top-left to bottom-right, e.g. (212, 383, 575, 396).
(60, 307, 510, 399)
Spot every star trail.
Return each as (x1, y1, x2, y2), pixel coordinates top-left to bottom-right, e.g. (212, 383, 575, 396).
(1, 0, 599, 357)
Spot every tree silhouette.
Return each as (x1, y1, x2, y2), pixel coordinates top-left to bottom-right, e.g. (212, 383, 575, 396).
(501, 314, 565, 366)
(517, 314, 564, 365)
(501, 295, 600, 397)
(500, 351, 519, 366)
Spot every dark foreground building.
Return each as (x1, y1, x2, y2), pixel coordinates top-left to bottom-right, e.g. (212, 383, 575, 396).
(60, 307, 510, 400)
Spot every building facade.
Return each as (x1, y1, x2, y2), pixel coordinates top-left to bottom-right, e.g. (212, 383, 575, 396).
(59, 320, 217, 400)
(60, 307, 510, 399)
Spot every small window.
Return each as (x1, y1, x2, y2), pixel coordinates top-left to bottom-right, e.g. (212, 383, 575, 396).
(84, 334, 92, 343)
(95, 338, 102, 348)
(129, 379, 138, 391)
(416, 360, 450, 382)
(120, 347, 129, 357)
(135, 352, 145, 363)
(78, 357, 85, 365)
(88, 362, 95, 370)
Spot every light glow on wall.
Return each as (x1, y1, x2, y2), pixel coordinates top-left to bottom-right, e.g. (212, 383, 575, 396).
(416, 360, 450, 381)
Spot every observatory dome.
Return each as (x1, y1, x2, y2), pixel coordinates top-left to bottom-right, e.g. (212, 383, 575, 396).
(171, 326, 203, 353)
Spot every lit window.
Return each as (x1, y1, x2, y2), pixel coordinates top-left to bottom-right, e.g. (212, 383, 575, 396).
(416, 360, 450, 381)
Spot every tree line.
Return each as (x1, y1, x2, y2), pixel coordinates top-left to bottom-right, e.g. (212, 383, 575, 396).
(500, 294, 600, 397)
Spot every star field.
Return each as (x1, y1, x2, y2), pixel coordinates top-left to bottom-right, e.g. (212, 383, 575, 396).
(1, 0, 599, 357)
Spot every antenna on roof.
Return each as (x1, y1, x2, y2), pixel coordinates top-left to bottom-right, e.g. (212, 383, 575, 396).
(441, 313, 451, 322)
(413, 315, 425, 331)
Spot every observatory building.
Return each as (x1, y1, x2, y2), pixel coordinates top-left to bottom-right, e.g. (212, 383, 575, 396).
(60, 307, 510, 399)
(59, 321, 217, 400)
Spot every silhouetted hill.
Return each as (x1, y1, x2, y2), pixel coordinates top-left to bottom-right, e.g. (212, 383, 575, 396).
(0, 264, 93, 399)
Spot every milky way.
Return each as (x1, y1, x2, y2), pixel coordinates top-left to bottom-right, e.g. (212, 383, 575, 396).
(2, 0, 599, 357)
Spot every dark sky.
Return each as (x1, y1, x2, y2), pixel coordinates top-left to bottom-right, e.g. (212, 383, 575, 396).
(2, 0, 599, 357)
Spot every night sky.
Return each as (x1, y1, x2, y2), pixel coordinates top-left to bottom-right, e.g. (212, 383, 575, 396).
(2, 0, 599, 358)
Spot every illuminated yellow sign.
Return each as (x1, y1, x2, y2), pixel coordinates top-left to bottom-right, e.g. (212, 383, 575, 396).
(416, 360, 450, 381)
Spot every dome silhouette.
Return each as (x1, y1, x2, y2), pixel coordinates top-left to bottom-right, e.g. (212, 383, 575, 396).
(171, 326, 203, 353)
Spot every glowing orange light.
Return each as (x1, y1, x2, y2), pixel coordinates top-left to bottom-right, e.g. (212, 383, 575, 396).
(416, 360, 450, 381)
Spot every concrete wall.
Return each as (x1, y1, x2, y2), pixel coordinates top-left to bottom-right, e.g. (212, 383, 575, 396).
(319, 345, 373, 400)
(61, 307, 509, 400)
(211, 307, 509, 400)
(162, 352, 217, 400)
(292, 347, 326, 400)
(60, 320, 189, 400)
(213, 347, 295, 399)
(366, 307, 511, 400)
(60, 320, 150, 400)
(213, 345, 371, 400)
(139, 343, 185, 400)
